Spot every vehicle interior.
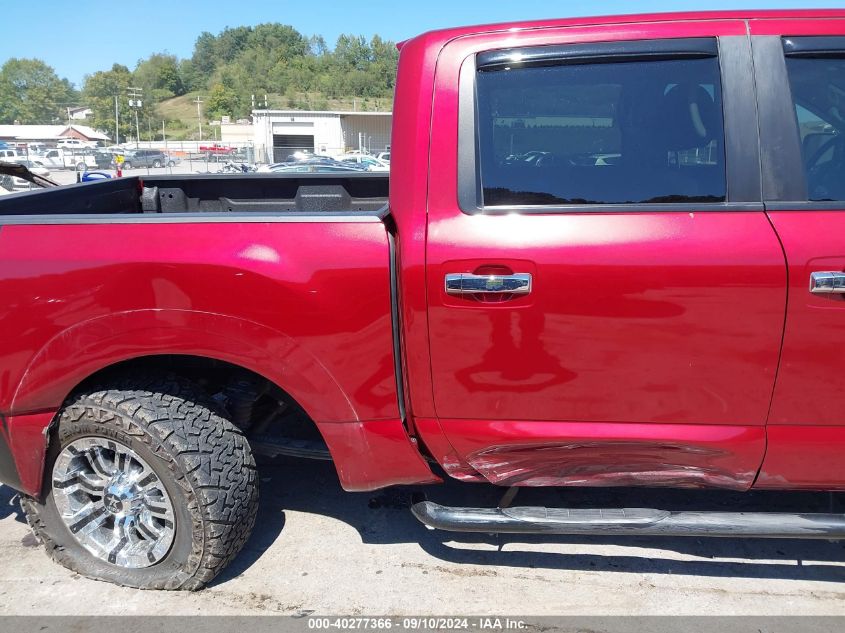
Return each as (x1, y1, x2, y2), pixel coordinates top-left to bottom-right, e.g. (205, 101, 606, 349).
(786, 56, 845, 201)
(477, 56, 727, 206)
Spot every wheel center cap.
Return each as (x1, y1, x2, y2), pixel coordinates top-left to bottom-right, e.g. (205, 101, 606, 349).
(103, 492, 124, 514)
(103, 477, 141, 516)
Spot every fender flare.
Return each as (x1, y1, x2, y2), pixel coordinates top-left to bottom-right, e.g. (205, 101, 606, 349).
(11, 309, 357, 423)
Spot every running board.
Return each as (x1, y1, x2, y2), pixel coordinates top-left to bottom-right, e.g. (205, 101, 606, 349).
(411, 501, 845, 539)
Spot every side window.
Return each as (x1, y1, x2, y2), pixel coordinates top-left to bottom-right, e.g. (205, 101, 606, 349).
(475, 50, 727, 206)
(785, 55, 845, 201)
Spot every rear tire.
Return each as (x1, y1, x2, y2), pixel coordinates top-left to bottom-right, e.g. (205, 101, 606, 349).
(20, 376, 258, 590)
(152, 160, 162, 168)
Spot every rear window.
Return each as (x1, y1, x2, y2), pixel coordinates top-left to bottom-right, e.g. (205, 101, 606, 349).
(475, 55, 727, 206)
(784, 56, 845, 201)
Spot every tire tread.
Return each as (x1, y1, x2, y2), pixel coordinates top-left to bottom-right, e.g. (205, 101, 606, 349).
(20, 374, 258, 591)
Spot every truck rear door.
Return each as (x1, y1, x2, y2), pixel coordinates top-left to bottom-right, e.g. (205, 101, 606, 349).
(750, 19, 845, 489)
(423, 20, 786, 488)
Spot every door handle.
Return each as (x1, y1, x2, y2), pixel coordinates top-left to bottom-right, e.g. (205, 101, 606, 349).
(810, 271, 845, 294)
(445, 273, 532, 296)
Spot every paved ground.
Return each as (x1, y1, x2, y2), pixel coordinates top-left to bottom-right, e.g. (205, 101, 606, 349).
(1, 454, 845, 616)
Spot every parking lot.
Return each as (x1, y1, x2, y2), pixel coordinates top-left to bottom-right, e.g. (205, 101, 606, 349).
(1, 455, 845, 616)
(44, 161, 230, 187)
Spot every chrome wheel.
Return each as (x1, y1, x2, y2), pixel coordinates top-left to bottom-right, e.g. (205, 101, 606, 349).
(51, 437, 176, 568)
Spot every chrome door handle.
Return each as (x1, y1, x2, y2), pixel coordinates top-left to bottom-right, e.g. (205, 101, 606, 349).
(810, 271, 845, 294)
(445, 273, 532, 296)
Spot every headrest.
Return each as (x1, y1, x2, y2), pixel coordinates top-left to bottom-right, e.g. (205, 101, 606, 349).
(658, 83, 721, 152)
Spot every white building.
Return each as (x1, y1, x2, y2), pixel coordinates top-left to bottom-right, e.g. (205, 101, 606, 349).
(67, 107, 93, 120)
(0, 124, 109, 144)
(251, 110, 392, 163)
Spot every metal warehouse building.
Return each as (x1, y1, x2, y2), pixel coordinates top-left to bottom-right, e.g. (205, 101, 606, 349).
(251, 110, 392, 162)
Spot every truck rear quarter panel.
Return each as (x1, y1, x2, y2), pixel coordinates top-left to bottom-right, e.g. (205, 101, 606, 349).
(0, 218, 436, 493)
(0, 220, 396, 421)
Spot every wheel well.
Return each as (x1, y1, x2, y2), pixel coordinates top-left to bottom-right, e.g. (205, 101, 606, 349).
(71, 354, 327, 448)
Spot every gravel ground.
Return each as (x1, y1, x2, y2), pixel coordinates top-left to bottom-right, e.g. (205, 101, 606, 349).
(1, 455, 845, 616)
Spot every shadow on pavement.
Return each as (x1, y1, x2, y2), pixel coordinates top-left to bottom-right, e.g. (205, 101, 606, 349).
(217, 456, 845, 586)
(3, 455, 842, 586)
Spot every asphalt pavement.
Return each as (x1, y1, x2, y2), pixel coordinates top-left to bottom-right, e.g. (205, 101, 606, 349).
(1, 455, 845, 616)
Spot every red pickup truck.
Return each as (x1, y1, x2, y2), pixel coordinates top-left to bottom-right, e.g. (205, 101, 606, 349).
(1, 9, 845, 590)
(198, 143, 235, 154)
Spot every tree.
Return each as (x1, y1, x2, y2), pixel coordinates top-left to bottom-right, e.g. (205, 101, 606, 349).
(190, 32, 218, 79)
(0, 58, 74, 124)
(206, 83, 239, 119)
(334, 35, 372, 71)
(82, 64, 149, 143)
(134, 54, 185, 97)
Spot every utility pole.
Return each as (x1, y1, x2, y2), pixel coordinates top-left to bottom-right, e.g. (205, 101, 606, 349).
(127, 87, 143, 148)
(114, 95, 119, 145)
(194, 96, 204, 141)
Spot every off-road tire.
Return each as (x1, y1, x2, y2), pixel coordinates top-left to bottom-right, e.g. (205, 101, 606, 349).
(20, 375, 258, 590)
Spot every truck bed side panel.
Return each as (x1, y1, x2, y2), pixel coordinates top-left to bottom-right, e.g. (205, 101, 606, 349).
(0, 220, 398, 422)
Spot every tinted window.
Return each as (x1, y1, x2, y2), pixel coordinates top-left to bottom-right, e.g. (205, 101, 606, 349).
(785, 56, 845, 201)
(475, 56, 726, 206)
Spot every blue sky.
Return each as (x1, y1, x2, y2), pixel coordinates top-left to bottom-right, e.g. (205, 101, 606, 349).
(3, 0, 843, 88)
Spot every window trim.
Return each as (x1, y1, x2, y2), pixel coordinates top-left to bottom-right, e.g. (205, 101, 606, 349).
(783, 36, 845, 59)
(457, 36, 762, 215)
(476, 37, 718, 71)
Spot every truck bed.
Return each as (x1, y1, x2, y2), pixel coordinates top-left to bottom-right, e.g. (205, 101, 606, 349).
(0, 172, 389, 217)
(0, 169, 404, 495)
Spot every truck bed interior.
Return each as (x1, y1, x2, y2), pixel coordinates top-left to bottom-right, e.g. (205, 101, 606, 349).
(0, 173, 389, 216)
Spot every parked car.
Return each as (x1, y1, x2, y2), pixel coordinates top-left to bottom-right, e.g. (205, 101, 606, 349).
(121, 149, 173, 169)
(199, 143, 235, 154)
(36, 148, 96, 171)
(376, 151, 391, 163)
(2, 9, 845, 592)
(267, 163, 368, 173)
(257, 157, 364, 173)
(10, 159, 49, 176)
(91, 150, 115, 170)
(339, 154, 390, 171)
(0, 148, 23, 160)
(56, 138, 93, 149)
(1, 159, 50, 189)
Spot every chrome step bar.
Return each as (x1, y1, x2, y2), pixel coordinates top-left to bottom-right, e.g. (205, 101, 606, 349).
(411, 501, 845, 539)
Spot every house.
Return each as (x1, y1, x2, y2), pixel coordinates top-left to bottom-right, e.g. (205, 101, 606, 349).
(0, 124, 110, 144)
(67, 107, 93, 121)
